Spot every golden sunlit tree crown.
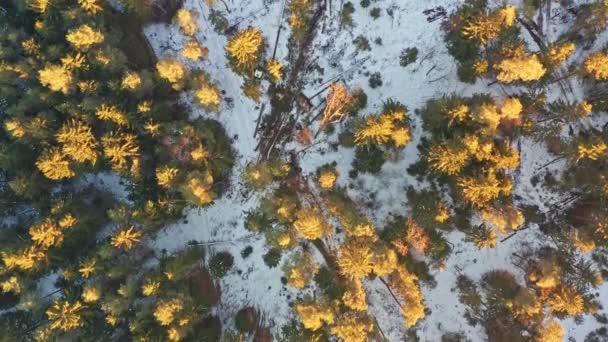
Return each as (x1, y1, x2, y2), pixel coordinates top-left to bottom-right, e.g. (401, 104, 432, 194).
(39, 65, 73, 94)
(46, 300, 84, 331)
(66, 25, 104, 50)
(226, 28, 264, 73)
(36, 148, 75, 180)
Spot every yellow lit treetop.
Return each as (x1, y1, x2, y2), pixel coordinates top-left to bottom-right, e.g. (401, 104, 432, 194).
(56, 120, 98, 165)
(176, 9, 199, 36)
(78, 0, 103, 14)
(154, 298, 184, 326)
(458, 172, 513, 208)
(46, 300, 84, 331)
(65, 24, 104, 50)
(496, 54, 546, 83)
(226, 28, 264, 74)
(111, 226, 142, 250)
(293, 208, 333, 240)
(267, 59, 283, 82)
(295, 302, 335, 331)
(330, 313, 374, 342)
(101, 132, 140, 171)
(354, 108, 410, 147)
(462, 5, 516, 45)
(156, 59, 187, 90)
(182, 39, 208, 61)
(38, 65, 73, 94)
(36, 148, 75, 180)
(583, 51, 608, 80)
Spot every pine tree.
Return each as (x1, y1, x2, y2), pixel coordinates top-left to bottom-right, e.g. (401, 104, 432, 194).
(267, 59, 283, 82)
(226, 28, 264, 74)
(390, 268, 426, 327)
(330, 313, 374, 342)
(337, 238, 374, 279)
(176, 9, 199, 36)
(182, 39, 208, 61)
(495, 54, 546, 83)
(65, 25, 105, 51)
(548, 286, 585, 316)
(156, 59, 188, 90)
(427, 144, 470, 175)
(293, 208, 332, 240)
(458, 173, 512, 207)
(536, 319, 565, 342)
(38, 65, 73, 94)
(583, 51, 608, 80)
(46, 300, 84, 331)
(111, 226, 142, 250)
(342, 280, 367, 311)
(295, 302, 335, 331)
(56, 120, 98, 165)
(36, 148, 75, 180)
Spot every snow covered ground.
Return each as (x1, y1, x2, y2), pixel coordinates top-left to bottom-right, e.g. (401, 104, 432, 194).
(143, 0, 607, 339)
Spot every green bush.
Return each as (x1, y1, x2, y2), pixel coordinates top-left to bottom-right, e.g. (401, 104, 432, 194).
(341, 2, 355, 27)
(353, 35, 371, 51)
(348, 88, 368, 115)
(370, 7, 381, 19)
(209, 252, 234, 278)
(399, 47, 418, 67)
(352, 144, 386, 174)
(263, 248, 282, 268)
(235, 307, 257, 333)
(241, 246, 253, 258)
(368, 72, 383, 88)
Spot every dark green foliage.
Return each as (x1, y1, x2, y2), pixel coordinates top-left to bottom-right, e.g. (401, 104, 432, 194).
(353, 35, 371, 51)
(341, 2, 355, 27)
(368, 72, 383, 88)
(338, 131, 356, 147)
(370, 7, 381, 19)
(277, 319, 323, 342)
(245, 210, 274, 233)
(348, 88, 368, 115)
(209, 252, 234, 278)
(235, 307, 257, 333)
(456, 275, 483, 324)
(400, 47, 418, 67)
(0, 292, 19, 310)
(314, 266, 344, 300)
(0, 310, 37, 341)
(360, 0, 371, 8)
(263, 248, 282, 268)
(352, 144, 386, 174)
(241, 245, 253, 258)
(209, 9, 230, 33)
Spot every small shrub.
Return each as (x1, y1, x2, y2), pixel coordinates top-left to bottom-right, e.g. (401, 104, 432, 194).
(348, 88, 368, 115)
(235, 307, 256, 333)
(352, 144, 386, 174)
(353, 35, 371, 51)
(399, 47, 418, 67)
(263, 248, 282, 268)
(370, 7, 381, 19)
(341, 2, 355, 27)
(368, 72, 383, 88)
(360, 0, 371, 8)
(338, 131, 356, 147)
(241, 246, 253, 258)
(209, 252, 234, 278)
(374, 37, 383, 45)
